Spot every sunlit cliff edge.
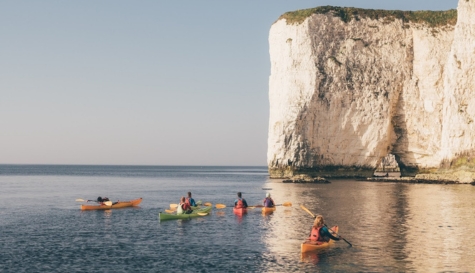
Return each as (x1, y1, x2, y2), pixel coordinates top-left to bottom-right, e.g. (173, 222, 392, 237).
(268, 0, 475, 183)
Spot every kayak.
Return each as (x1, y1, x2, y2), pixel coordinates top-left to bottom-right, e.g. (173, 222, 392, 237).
(159, 206, 212, 221)
(81, 198, 142, 211)
(262, 206, 276, 214)
(301, 226, 339, 253)
(233, 207, 247, 215)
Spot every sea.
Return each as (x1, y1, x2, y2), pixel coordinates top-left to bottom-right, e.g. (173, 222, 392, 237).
(1, 165, 474, 272)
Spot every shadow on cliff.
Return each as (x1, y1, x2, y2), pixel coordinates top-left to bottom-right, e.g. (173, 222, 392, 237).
(390, 85, 419, 177)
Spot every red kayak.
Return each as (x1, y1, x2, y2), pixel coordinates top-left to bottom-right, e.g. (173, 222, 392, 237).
(233, 207, 247, 215)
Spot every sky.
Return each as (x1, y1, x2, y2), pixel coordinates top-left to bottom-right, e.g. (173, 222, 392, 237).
(0, 0, 459, 166)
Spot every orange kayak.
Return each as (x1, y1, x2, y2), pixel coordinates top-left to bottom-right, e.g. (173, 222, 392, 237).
(262, 206, 276, 214)
(301, 226, 339, 253)
(80, 198, 142, 210)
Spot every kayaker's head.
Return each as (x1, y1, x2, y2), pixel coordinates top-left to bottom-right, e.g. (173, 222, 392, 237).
(187, 192, 192, 198)
(313, 215, 325, 228)
(180, 196, 186, 203)
(237, 192, 242, 198)
(266, 193, 270, 198)
(97, 196, 103, 202)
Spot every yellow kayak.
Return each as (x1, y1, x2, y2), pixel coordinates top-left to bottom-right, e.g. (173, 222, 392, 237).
(301, 226, 339, 253)
(261, 206, 276, 214)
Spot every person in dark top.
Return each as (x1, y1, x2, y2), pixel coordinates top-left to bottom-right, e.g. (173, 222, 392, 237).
(234, 192, 248, 208)
(308, 215, 340, 243)
(97, 196, 110, 202)
(262, 193, 275, 207)
(186, 192, 197, 207)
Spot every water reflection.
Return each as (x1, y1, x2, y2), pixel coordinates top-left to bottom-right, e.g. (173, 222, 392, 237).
(258, 179, 475, 272)
(404, 185, 475, 272)
(216, 210, 226, 217)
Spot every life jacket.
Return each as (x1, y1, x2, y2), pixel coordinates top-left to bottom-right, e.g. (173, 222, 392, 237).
(181, 202, 191, 211)
(185, 198, 191, 206)
(235, 198, 244, 208)
(309, 226, 326, 242)
(177, 202, 191, 214)
(263, 197, 274, 207)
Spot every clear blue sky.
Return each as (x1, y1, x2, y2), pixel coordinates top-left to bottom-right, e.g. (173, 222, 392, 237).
(0, 0, 458, 166)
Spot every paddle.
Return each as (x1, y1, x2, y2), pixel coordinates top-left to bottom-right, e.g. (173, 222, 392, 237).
(300, 204, 352, 247)
(76, 198, 93, 202)
(216, 202, 292, 209)
(249, 202, 293, 209)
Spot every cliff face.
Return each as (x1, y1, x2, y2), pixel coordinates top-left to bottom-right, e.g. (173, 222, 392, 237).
(268, 0, 475, 182)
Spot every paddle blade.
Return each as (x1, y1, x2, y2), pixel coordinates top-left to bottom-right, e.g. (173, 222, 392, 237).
(204, 202, 212, 207)
(282, 202, 292, 207)
(170, 204, 178, 209)
(215, 204, 226, 209)
(165, 209, 175, 214)
(197, 212, 208, 216)
(300, 204, 316, 218)
(75, 199, 85, 202)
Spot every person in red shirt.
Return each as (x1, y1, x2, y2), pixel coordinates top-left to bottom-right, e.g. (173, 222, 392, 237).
(234, 192, 248, 208)
(177, 196, 193, 214)
(308, 215, 340, 243)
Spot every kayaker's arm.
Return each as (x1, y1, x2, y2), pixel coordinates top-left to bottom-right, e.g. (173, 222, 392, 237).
(321, 226, 340, 241)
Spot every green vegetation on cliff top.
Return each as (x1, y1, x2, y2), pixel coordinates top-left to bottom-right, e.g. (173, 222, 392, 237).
(279, 6, 457, 27)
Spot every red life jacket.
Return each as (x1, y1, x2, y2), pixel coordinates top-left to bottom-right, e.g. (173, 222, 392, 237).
(185, 198, 191, 206)
(235, 198, 244, 208)
(181, 202, 191, 211)
(309, 226, 324, 242)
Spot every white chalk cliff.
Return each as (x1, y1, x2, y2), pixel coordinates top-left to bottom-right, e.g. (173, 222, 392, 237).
(268, 0, 475, 182)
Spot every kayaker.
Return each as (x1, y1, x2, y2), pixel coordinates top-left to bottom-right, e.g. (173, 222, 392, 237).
(96, 196, 117, 205)
(177, 196, 193, 214)
(234, 192, 248, 208)
(97, 196, 111, 205)
(308, 215, 340, 244)
(186, 192, 197, 207)
(263, 193, 275, 208)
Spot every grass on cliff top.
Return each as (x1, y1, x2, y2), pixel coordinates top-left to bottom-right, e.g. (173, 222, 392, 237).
(279, 6, 457, 27)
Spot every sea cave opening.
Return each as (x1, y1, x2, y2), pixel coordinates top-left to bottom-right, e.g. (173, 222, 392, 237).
(373, 154, 401, 177)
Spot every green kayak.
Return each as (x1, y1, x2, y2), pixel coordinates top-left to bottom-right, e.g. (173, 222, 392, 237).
(159, 206, 212, 221)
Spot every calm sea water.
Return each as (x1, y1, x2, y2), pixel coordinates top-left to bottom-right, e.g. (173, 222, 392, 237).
(1, 165, 474, 272)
